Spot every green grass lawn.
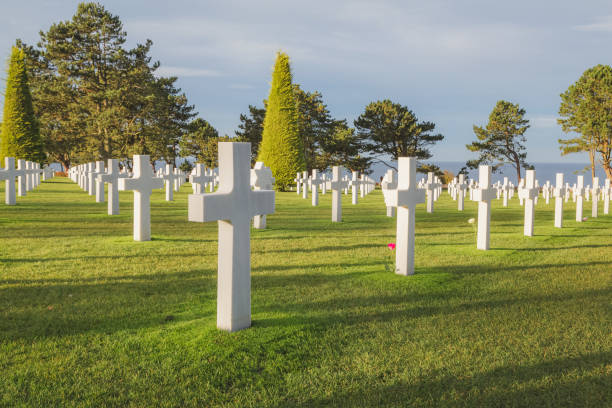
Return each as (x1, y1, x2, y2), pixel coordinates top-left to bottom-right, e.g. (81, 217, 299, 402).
(1, 177, 610, 407)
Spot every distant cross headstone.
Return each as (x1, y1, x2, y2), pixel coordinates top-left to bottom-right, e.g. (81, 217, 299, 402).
(87, 162, 96, 196)
(118, 155, 164, 241)
(603, 178, 610, 215)
(502, 177, 512, 207)
(553, 173, 566, 228)
(0, 157, 19, 205)
(301, 171, 308, 199)
(321, 174, 327, 195)
(591, 177, 600, 218)
(457, 174, 468, 211)
(189, 164, 209, 194)
(94, 161, 105, 203)
(162, 164, 176, 201)
(521, 170, 538, 236)
(188, 142, 275, 332)
(424, 172, 436, 213)
(349, 171, 361, 205)
(329, 166, 348, 222)
(575, 176, 585, 222)
(17, 160, 27, 197)
(382, 169, 397, 217)
(310, 169, 323, 206)
(250, 161, 275, 229)
(294, 172, 301, 195)
(388, 157, 425, 276)
(98, 159, 125, 215)
(472, 165, 496, 250)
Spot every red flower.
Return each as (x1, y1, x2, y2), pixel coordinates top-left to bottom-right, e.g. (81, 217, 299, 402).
(388, 243, 396, 250)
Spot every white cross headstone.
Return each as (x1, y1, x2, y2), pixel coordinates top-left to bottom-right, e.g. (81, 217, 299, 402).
(250, 161, 275, 229)
(321, 174, 327, 195)
(118, 155, 164, 241)
(94, 161, 105, 203)
(502, 177, 512, 207)
(553, 173, 566, 228)
(17, 160, 27, 197)
(521, 170, 538, 236)
(188, 142, 275, 332)
(329, 166, 348, 222)
(301, 171, 308, 199)
(190, 164, 210, 194)
(294, 172, 301, 195)
(162, 164, 176, 201)
(472, 165, 496, 250)
(349, 171, 360, 205)
(388, 157, 426, 276)
(591, 177, 600, 218)
(310, 169, 323, 206)
(456, 174, 468, 211)
(98, 159, 125, 215)
(382, 169, 397, 217)
(424, 172, 436, 213)
(603, 178, 610, 215)
(575, 176, 585, 222)
(0, 157, 19, 205)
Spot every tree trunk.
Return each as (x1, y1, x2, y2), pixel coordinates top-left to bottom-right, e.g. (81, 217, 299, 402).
(589, 149, 595, 181)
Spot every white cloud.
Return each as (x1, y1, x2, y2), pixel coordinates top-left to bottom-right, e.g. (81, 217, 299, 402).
(155, 66, 224, 77)
(573, 16, 612, 32)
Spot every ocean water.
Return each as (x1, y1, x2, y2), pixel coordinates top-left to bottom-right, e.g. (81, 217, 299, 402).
(370, 161, 609, 186)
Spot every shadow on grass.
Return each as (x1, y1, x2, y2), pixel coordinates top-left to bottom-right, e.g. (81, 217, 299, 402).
(288, 351, 612, 407)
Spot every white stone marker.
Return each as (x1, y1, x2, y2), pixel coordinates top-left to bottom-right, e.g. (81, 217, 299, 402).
(0, 157, 19, 205)
(603, 179, 610, 215)
(424, 172, 436, 213)
(591, 177, 600, 218)
(382, 169, 397, 217)
(188, 142, 275, 332)
(502, 177, 512, 207)
(310, 169, 323, 206)
(250, 161, 275, 229)
(294, 172, 301, 195)
(94, 161, 105, 203)
(553, 173, 566, 228)
(321, 174, 327, 195)
(472, 165, 496, 250)
(457, 173, 467, 211)
(162, 164, 175, 201)
(17, 160, 27, 197)
(118, 155, 164, 241)
(350, 171, 360, 205)
(575, 176, 585, 222)
(87, 162, 96, 195)
(521, 170, 538, 236)
(388, 157, 425, 276)
(98, 159, 124, 215)
(301, 171, 308, 199)
(189, 164, 209, 194)
(329, 166, 348, 222)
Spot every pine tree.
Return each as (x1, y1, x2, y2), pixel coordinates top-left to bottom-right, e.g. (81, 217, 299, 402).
(1, 46, 44, 163)
(257, 52, 305, 190)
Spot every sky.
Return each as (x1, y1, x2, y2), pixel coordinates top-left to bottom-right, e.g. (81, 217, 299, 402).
(1, 0, 612, 164)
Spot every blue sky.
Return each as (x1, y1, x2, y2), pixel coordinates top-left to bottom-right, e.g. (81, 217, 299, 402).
(2, 0, 612, 163)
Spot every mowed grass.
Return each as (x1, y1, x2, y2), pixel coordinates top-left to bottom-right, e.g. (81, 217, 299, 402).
(0, 177, 610, 407)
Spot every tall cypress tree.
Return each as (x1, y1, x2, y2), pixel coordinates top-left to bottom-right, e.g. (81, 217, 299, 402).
(1, 46, 44, 163)
(257, 52, 305, 190)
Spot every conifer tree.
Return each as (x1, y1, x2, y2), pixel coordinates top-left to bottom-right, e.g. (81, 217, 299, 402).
(257, 52, 305, 190)
(1, 46, 44, 163)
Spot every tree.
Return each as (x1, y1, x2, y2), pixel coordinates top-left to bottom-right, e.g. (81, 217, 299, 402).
(257, 52, 305, 190)
(559, 64, 612, 180)
(179, 118, 221, 167)
(235, 104, 265, 165)
(19, 2, 195, 169)
(466, 100, 530, 182)
(319, 123, 373, 172)
(354, 100, 444, 172)
(1, 46, 45, 164)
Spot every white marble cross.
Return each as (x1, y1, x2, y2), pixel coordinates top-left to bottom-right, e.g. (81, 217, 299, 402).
(472, 165, 496, 250)
(86, 162, 96, 196)
(161, 164, 176, 201)
(118, 155, 164, 241)
(98, 159, 125, 215)
(388, 157, 426, 276)
(456, 174, 468, 211)
(329, 166, 348, 222)
(0, 157, 20, 205)
(553, 173, 566, 228)
(603, 178, 610, 215)
(189, 164, 209, 194)
(301, 171, 308, 199)
(520, 170, 538, 236)
(310, 169, 323, 206)
(17, 160, 27, 196)
(591, 177, 600, 218)
(575, 176, 585, 222)
(321, 174, 327, 195)
(502, 177, 512, 207)
(382, 169, 397, 217)
(349, 171, 360, 205)
(294, 172, 302, 195)
(250, 161, 275, 229)
(188, 142, 275, 332)
(94, 161, 105, 203)
(424, 172, 436, 213)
